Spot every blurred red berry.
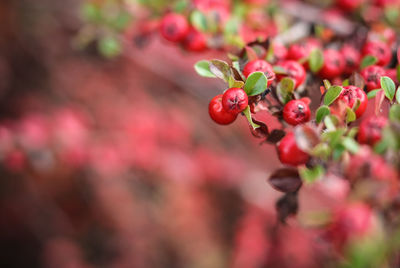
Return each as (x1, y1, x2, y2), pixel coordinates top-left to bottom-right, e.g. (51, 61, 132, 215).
(159, 13, 189, 42)
(335, 86, 368, 118)
(276, 60, 306, 89)
(341, 45, 361, 75)
(361, 65, 386, 91)
(358, 116, 387, 145)
(222, 88, 248, 115)
(362, 40, 392, 66)
(278, 132, 309, 166)
(282, 99, 311, 126)
(319, 49, 345, 79)
(337, 0, 363, 10)
(208, 94, 237, 125)
(183, 28, 207, 52)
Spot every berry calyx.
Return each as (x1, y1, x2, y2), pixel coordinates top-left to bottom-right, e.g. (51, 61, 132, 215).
(341, 45, 361, 75)
(159, 13, 189, 42)
(243, 59, 275, 85)
(319, 49, 345, 79)
(282, 99, 311, 126)
(275, 60, 306, 89)
(222, 88, 249, 115)
(360, 65, 386, 91)
(336, 86, 368, 118)
(357, 116, 388, 145)
(362, 40, 392, 67)
(208, 94, 238, 125)
(183, 28, 207, 52)
(277, 132, 309, 166)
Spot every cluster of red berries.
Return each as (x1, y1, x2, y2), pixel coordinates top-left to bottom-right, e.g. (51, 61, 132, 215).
(209, 88, 248, 125)
(159, 13, 207, 52)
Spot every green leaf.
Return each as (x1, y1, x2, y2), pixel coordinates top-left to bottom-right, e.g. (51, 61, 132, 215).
(276, 77, 295, 104)
(98, 36, 121, 58)
(381, 76, 396, 101)
(243, 106, 260, 130)
(244, 72, 268, 96)
(389, 104, 400, 122)
(190, 10, 207, 32)
(396, 65, 400, 84)
(323, 79, 331, 90)
(322, 128, 346, 147)
(299, 165, 325, 184)
(323, 86, 343, 106)
(396, 86, 400, 104)
(310, 143, 331, 159)
(228, 76, 244, 88)
(342, 137, 360, 154)
(332, 144, 346, 160)
(194, 61, 216, 78)
(347, 127, 359, 138)
(81, 2, 102, 22)
(209, 60, 232, 82)
(324, 115, 337, 131)
(315, 105, 330, 123)
(360, 55, 378, 69)
(367, 89, 382, 99)
(273, 66, 287, 75)
(309, 48, 324, 73)
(346, 107, 356, 123)
(342, 79, 349, 86)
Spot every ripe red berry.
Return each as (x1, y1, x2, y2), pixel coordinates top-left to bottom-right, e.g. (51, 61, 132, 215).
(183, 28, 207, 52)
(222, 88, 249, 115)
(278, 132, 309, 166)
(208, 94, 237, 125)
(287, 38, 321, 62)
(341, 45, 361, 75)
(360, 65, 386, 91)
(336, 0, 363, 11)
(385, 68, 399, 84)
(242, 59, 275, 85)
(276, 60, 306, 89)
(282, 99, 311, 126)
(319, 49, 345, 79)
(336, 86, 368, 118)
(271, 42, 288, 62)
(362, 40, 392, 66)
(357, 116, 388, 145)
(159, 13, 189, 42)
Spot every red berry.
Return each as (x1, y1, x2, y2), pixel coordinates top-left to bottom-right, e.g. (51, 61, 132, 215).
(243, 59, 275, 85)
(282, 99, 311, 126)
(385, 68, 399, 84)
(287, 38, 321, 62)
(278, 132, 309, 166)
(183, 28, 207, 52)
(360, 65, 386, 91)
(271, 42, 288, 62)
(159, 13, 189, 42)
(222, 88, 249, 115)
(276, 60, 306, 89)
(208, 94, 237, 125)
(336, 86, 368, 118)
(362, 40, 392, 66)
(319, 49, 345, 79)
(341, 45, 361, 75)
(358, 116, 388, 145)
(337, 0, 363, 10)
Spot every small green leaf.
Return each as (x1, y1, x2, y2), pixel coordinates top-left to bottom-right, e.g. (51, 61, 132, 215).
(311, 143, 331, 159)
(228, 76, 244, 88)
(332, 144, 346, 160)
(244, 72, 268, 96)
(342, 137, 360, 154)
(322, 128, 346, 147)
(381, 76, 396, 101)
(81, 2, 102, 22)
(243, 106, 260, 130)
(342, 79, 349, 86)
(324, 115, 337, 131)
(389, 104, 400, 122)
(276, 77, 295, 104)
(190, 10, 207, 32)
(273, 66, 287, 75)
(194, 61, 216, 78)
(299, 165, 325, 184)
(323, 86, 343, 106)
(323, 79, 331, 90)
(315, 106, 330, 123)
(309, 48, 324, 73)
(346, 107, 356, 123)
(396, 86, 400, 104)
(209, 60, 232, 82)
(347, 127, 359, 138)
(396, 65, 400, 84)
(360, 55, 378, 69)
(98, 36, 121, 58)
(367, 89, 382, 99)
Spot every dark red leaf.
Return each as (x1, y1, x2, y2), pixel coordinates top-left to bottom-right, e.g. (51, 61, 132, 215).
(268, 168, 302, 193)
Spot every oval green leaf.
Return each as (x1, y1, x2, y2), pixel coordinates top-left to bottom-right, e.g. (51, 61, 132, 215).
(360, 55, 378, 69)
(209, 60, 232, 82)
(381, 76, 396, 101)
(367, 89, 382, 99)
(244, 72, 268, 96)
(315, 105, 330, 123)
(194, 60, 215, 78)
(323, 86, 343, 106)
(309, 48, 324, 73)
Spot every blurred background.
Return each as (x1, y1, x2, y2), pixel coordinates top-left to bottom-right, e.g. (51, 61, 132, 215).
(0, 0, 306, 267)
